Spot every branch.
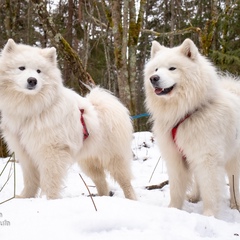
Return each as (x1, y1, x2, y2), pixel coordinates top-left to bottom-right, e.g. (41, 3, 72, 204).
(146, 180, 169, 190)
(142, 27, 201, 37)
(31, 0, 95, 95)
(79, 174, 97, 212)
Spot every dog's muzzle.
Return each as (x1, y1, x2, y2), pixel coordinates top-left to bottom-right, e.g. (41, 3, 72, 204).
(149, 74, 175, 95)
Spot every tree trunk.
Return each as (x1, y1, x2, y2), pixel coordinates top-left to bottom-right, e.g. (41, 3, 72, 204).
(63, 0, 74, 87)
(110, 0, 146, 114)
(128, 0, 146, 116)
(111, 0, 131, 110)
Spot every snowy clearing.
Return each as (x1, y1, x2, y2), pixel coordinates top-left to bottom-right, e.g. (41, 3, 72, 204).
(0, 132, 240, 240)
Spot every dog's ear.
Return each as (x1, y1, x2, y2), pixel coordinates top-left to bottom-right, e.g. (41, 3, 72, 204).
(42, 47, 57, 65)
(180, 38, 198, 60)
(151, 41, 163, 58)
(2, 39, 17, 55)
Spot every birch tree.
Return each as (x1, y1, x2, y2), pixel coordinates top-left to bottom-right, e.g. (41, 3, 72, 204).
(107, 0, 146, 115)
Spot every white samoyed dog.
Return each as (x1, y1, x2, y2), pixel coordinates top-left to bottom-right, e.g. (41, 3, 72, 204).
(0, 39, 136, 200)
(144, 38, 240, 216)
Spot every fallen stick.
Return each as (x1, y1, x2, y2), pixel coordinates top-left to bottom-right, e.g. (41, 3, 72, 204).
(146, 180, 169, 190)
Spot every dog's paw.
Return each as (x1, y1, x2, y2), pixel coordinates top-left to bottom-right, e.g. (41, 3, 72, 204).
(203, 208, 215, 217)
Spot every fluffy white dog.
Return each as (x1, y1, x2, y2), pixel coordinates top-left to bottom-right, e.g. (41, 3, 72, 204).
(0, 39, 136, 200)
(144, 38, 240, 216)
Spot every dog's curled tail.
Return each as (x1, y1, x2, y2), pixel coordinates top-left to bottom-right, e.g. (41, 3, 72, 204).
(87, 86, 132, 131)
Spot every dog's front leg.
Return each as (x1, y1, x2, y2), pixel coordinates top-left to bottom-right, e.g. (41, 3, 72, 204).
(37, 146, 71, 199)
(18, 153, 40, 198)
(166, 156, 190, 209)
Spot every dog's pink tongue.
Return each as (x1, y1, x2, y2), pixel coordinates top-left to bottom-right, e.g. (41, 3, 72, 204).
(155, 88, 163, 94)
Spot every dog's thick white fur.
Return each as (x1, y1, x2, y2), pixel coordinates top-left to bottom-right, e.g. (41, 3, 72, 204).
(144, 38, 240, 216)
(0, 39, 136, 200)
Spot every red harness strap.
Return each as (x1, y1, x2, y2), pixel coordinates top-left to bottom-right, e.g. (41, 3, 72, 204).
(171, 114, 190, 159)
(80, 109, 89, 140)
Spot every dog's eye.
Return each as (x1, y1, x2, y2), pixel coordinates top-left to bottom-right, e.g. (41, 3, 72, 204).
(19, 66, 25, 71)
(155, 68, 158, 71)
(169, 67, 176, 71)
(37, 69, 41, 74)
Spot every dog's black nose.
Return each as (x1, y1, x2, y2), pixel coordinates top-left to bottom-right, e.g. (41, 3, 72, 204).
(27, 77, 37, 87)
(150, 75, 160, 83)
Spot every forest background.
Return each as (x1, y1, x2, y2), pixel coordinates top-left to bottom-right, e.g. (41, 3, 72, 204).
(0, 0, 240, 157)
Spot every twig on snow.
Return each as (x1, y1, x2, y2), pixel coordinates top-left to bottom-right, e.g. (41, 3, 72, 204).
(148, 156, 161, 183)
(232, 175, 240, 212)
(0, 153, 16, 204)
(79, 173, 97, 211)
(146, 180, 169, 190)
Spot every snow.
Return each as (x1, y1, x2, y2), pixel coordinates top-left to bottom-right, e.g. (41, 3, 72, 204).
(0, 131, 240, 240)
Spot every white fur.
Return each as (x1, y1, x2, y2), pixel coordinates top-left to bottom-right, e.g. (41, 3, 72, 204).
(0, 39, 136, 200)
(144, 38, 240, 216)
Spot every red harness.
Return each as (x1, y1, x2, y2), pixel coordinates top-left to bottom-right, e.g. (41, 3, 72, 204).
(80, 109, 89, 140)
(171, 114, 190, 159)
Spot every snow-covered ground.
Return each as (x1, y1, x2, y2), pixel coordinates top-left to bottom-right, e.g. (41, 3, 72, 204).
(0, 132, 240, 240)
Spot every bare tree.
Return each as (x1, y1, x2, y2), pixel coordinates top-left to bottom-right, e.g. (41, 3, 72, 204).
(105, 0, 146, 115)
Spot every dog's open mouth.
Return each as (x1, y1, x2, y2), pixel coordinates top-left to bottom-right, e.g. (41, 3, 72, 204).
(154, 84, 175, 95)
